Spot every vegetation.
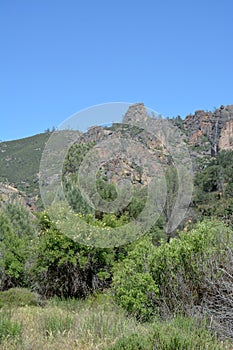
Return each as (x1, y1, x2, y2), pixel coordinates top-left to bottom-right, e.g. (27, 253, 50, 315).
(0, 201, 36, 289)
(0, 311, 22, 345)
(0, 199, 232, 347)
(0, 288, 42, 308)
(106, 316, 227, 350)
(113, 221, 232, 321)
(0, 294, 231, 350)
(193, 150, 233, 227)
(0, 133, 50, 197)
(1, 130, 233, 348)
(32, 212, 118, 298)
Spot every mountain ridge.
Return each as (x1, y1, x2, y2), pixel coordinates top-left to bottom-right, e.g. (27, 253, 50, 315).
(1, 103, 233, 209)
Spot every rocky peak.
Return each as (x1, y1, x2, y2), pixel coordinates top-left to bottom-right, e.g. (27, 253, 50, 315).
(123, 103, 147, 124)
(183, 104, 233, 156)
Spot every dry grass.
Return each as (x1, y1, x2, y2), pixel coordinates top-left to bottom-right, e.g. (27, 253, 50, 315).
(0, 293, 232, 350)
(0, 294, 146, 350)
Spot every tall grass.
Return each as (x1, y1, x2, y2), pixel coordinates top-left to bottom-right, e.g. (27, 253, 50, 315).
(0, 293, 231, 350)
(0, 310, 22, 345)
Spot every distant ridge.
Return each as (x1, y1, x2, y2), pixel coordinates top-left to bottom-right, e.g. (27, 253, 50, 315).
(1, 103, 233, 209)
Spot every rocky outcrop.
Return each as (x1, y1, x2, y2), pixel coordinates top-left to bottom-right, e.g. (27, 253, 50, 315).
(76, 103, 233, 188)
(0, 183, 25, 205)
(1, 103, 233, 211)
(68, 104, 167, 188)
(183, 105, 233, 156)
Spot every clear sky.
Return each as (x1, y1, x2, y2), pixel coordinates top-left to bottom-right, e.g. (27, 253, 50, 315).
(0, 0, 233, 141)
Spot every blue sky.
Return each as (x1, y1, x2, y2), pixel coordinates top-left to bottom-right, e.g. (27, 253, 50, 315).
(0, 0, 233, 141)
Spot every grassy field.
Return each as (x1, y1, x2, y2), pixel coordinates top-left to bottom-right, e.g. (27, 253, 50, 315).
(0, 294, 144, 350)
(0, 292, 232, 350)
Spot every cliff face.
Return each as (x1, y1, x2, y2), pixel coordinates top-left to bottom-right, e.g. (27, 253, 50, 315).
(183, 105, 233, 156)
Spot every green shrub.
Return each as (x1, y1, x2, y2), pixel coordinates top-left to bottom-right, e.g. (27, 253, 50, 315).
(105, 316, 225, 350)
(0, 202, 36, 290)
(0, 288, 42, 308)
(112, 220, 232, 320)
(32, 212, 118, 298)
(151, 316, 223, 350)
(113, 239, 159, 321)
(193, 150, 233, 227)
(106, 333, 151, 350)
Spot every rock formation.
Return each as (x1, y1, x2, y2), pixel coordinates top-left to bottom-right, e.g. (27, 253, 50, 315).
(183, 105, 233, 156)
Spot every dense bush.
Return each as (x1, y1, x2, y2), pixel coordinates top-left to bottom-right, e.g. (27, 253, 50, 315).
(112, 239, 159, 320)
(193, 150, 233, 227)
(31, 212, 129, 298)
(31, 210, 167, 299)
(0, 200, 130, 299)
(112, 220, 233, 322)
(0, 288, 42, 308)
(0, 202, 36, 290)
(0, 201, 124, 298)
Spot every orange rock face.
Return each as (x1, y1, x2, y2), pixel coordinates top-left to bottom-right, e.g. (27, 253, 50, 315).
(183, 105, 233, 155)
(219, 120, 233, 150)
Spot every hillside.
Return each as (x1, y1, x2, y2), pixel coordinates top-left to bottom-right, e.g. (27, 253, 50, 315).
(1, 103, 233, 210)
(0, 132, 50, 202)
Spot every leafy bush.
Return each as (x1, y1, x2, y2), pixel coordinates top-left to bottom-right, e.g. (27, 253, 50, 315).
(112, 239, 159, 321)
(32, 212, 122, 298)
(0, 202, 36, 290)
(112, 220, 232, 321)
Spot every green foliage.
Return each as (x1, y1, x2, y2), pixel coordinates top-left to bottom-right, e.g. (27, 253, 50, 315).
(0, 202, 36, 290)
(82, 212, 129, 229)
(0, 200, 36, 237)
(106, 316, 224, 350)
(0, 288, 42, 308)
(195, 150, 233, 196)
(0, 311, 22, 344)
(195, 164, 221, 193)
(193, 150, 233, 226)
(96, 177, 118, 202)
(32, 212, 120, 298)
(62, 142, 96, 215)
(63, 181, 94, 215)
(106, 333, 151, 350)
(113, 220, 232, 321)
(122, 186, 147, 220)
(63, 141, 95, 175)
(0, 201, 130, 298)
(163, 166, 179, 236)
(113, 239, 159, 321)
